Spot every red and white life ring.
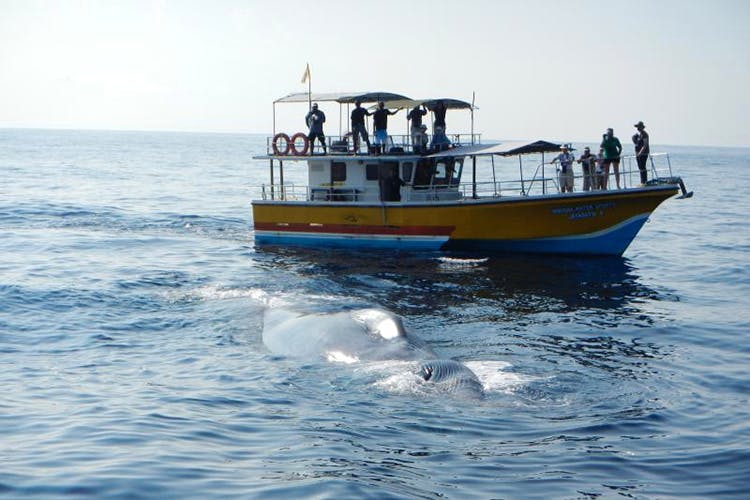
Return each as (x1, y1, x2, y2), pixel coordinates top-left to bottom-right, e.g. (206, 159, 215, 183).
(271, 133, 291, 155)
(290, 132, 310, 156)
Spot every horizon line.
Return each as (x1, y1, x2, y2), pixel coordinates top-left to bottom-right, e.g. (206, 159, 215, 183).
(1, 125, 747, 150)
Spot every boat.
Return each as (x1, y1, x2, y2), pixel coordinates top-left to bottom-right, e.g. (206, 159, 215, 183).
(251, 91, 692, 256)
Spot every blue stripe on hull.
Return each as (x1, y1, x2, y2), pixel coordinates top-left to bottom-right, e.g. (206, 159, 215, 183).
(254, 232, 447, 251)
(445, 214, 651, 256)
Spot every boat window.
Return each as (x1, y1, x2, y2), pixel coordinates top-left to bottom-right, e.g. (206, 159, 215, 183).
(433, 160, 451, 185)
(432, 159, 462, 186)
(401, 162, 414, 184)
(413, 159, 434, 189)
(366, 164, 379, 181)
(331, 162, 347, 182)
(449, 159, 463, 185)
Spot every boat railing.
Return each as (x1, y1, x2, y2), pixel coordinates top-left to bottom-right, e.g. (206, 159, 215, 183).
(266, 132, 481, 156)
(508, 152, 677, 196)
(257, 153, 680, 201)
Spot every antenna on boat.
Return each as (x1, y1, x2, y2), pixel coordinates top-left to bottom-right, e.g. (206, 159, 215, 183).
(471, 91, 475, 144)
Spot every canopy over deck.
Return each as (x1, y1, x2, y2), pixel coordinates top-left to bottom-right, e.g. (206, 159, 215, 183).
(427, 140, 562, 158)
(369, 98, 476, 111)
(274, 91, 411, 104)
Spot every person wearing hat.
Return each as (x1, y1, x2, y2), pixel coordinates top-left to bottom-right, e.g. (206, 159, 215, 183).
(577, 146, 596, 191)
(633, 121, 650, 186)
(600, 128, 622, 189)
(305, 103, 327, 155)
(549, 144, 576, 193)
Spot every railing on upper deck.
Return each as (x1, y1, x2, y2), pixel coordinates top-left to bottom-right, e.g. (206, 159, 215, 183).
(266, 132, 481, 156)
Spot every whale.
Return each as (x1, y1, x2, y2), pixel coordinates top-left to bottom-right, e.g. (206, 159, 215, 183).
(261, 307, 484, 398)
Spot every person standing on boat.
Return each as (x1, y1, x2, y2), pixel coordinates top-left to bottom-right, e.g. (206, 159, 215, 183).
(373, 101, 399, 154)
(594, 148, 606, 190)
(430, 100, 450, 151)
(577, 146, 596, 191)
(407, 104, 428, 153)
(600, 128, 622, 189)
(549, 145, 575, 193)
(350, 100, 371, 154)
(379, 165, 406, 202)
(633, 121, 650, 186)
(305, 103, 327, 155)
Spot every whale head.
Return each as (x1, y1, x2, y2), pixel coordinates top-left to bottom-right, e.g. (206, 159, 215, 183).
(418, 359, 485, 398)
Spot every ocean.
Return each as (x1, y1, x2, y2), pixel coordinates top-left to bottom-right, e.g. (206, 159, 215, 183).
(1, 128, 748, 499)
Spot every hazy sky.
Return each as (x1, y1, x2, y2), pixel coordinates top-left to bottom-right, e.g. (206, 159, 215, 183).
(1, 0, 748, 146)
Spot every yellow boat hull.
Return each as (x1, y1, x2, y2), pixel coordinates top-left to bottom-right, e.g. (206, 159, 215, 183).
(252, 186, 678, 255)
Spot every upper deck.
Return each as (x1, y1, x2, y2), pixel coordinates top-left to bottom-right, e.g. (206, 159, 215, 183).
(253, 90, 691, 204)
(261, 91, 479, 159)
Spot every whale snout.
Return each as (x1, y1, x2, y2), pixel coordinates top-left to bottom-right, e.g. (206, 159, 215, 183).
(417, 359, 484, 398)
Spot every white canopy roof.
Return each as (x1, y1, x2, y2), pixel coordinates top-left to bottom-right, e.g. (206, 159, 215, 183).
(274, 91, 411, 104)
(368, 98, 476, 111)
(427, 140, 563, 158)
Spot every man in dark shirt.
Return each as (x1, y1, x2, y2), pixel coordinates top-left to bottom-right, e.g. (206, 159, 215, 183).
(407, 104, 428, 153)
(432, 100, 447, 130)
(633, 121, 650, 185)
(430, 100, 450, 150)
(305, 103, 326, 154)
(350, 100, 371, 154)
(372, 101, 399, 154)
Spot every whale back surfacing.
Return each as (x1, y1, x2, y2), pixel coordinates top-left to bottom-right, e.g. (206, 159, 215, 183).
(262, 308, 435, 363)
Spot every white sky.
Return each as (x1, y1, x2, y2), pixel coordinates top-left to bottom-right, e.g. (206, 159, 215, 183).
(1, 0, 748, 146)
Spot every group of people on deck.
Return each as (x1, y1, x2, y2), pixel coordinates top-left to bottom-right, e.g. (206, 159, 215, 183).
(305, 100, 451, 155)
(550, 122, 650, 192)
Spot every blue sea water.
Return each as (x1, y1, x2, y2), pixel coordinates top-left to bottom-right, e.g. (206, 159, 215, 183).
(1, 128, 749, 499)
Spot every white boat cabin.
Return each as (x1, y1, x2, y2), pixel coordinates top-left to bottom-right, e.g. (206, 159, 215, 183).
(306, 156, 464, 203)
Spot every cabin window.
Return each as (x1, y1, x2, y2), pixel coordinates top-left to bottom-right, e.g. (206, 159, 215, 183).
(433, 160, 450, 185)
(413, 159, 434, 188)
(331, 162, 347, 182)
(433, 159, 462, 186)
(366, 164, 379, 181)
(401, 162, 414, 184)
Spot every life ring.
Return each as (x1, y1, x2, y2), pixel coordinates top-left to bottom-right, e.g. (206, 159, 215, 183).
(290, 132, 310, 156)
(272, 133, 291, 155)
